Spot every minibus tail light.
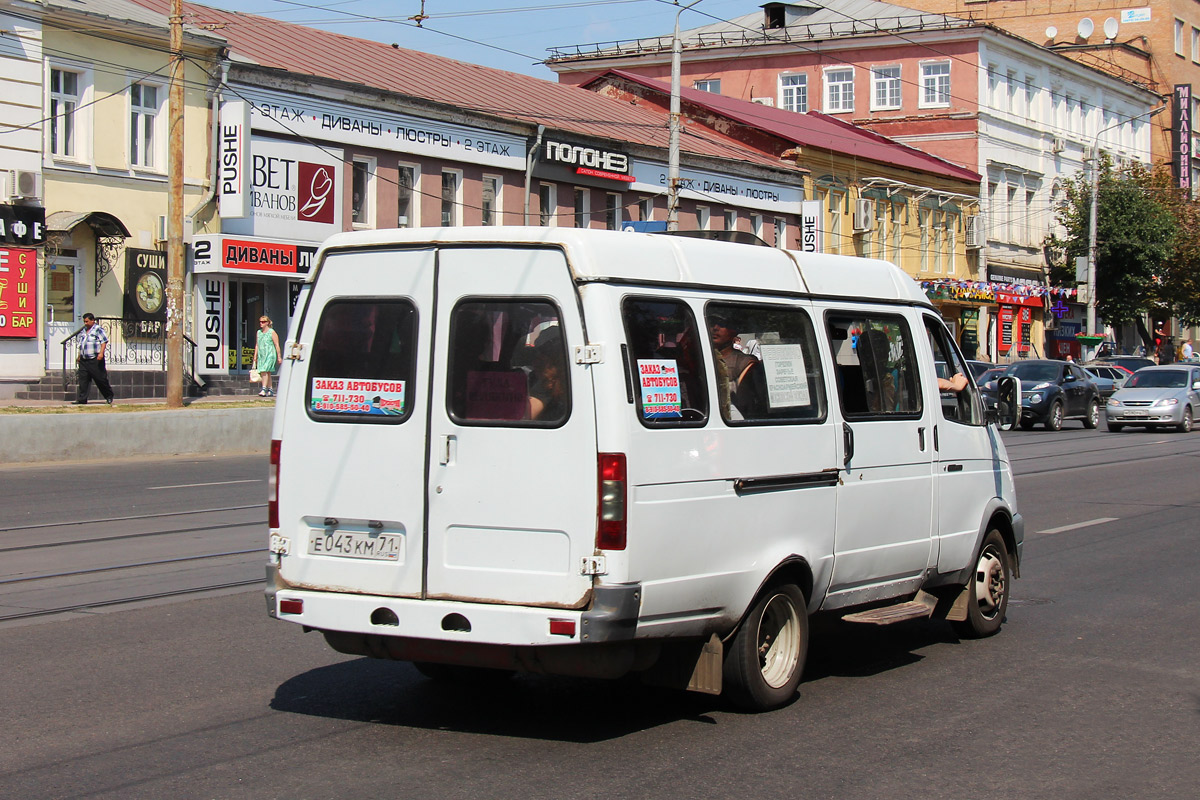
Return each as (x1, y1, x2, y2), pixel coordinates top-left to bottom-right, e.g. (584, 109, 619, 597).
(597, 453, 626, 551)
(269, 439, 281, 529)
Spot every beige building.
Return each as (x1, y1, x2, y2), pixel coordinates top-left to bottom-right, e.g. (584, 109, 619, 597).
(1, 0, 223, 382)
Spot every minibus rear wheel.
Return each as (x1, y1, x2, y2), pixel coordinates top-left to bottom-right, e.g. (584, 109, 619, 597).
(951, 529, 1011, 639)
(723, 584, 808, 711)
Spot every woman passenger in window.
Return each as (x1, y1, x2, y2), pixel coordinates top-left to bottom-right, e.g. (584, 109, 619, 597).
(528, 329, 567, 421)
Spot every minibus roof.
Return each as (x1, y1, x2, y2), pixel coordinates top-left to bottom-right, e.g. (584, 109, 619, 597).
(316, 227, 931, 306)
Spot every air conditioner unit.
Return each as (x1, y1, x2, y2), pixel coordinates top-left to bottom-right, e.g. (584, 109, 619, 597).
(852, 198, 875, 233)
(965, 216, 983, 249)
(751, 97, 775, 107)
(6, 169, 41, 200)
(1051, 136, 1066, 154)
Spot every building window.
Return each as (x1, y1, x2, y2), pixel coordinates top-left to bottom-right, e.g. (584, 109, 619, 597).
(696, 205, 710, 230)
(1177, 19, 1186, 56)
(1006, 70, 1018, 114)
(871, 66, 901, 110)
(723, 209, 737, 231)
(920, 62, 950, 107)
(482, 175, 501, 226)
(573, 187, 590, 228)
(1024, 74, 1037, 118)
(397, 164, 416, 227)
(933, 212, 945, 274)
(751, 213, 764, 239)
(780, 74, 807, 113)
(539, 182, 557, 226)
(919, 208, 930, 272)
(604, 192, 621, 230)
(827, 191, 843, 254)
(639, 196, 653, 222)
(1192, 28, 1200, 62)
(441, 170, 461, 226)
(824, 67, 854, 113)
(693, 79, 721, 94)
(1005, 184, 1017, 243)
(129, 82, 159, 169)
(351, 159, 374, 227)
(987, 64, 1000, 109)
(49, 67, 81, 158)
(891, 205, 902, 265)
(774, 217, 787, 248)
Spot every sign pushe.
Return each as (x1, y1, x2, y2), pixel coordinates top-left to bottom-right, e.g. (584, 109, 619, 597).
(220, 137, 343, 242)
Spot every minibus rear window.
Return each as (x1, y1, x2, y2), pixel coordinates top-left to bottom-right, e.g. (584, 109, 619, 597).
(622, 297, 708, 427)
(446, 300, 570, 427)
(306, 300, 416, 423)
(704, 303, 826, 425)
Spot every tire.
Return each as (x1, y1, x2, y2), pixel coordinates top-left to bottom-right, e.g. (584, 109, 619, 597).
(1177, 407, 1193, 433)
(1107, 422, 1124, 432)
(951, 529, 1011, 639)
(1083, 399, 1099, 429)
(723, 584, 808, 711)
(1044, 401, 1063, 431)
(1019, 419, 1035, 431)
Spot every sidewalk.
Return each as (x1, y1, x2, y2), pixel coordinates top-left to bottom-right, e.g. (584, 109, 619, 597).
(0, 393, 276, 464)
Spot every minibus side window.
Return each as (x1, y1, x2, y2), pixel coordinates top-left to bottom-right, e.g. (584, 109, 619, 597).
(924, 316, 985, 426)
(306, 299, 416, 423)
(704, 303, 827, 425)
(446, 299, 570, 427)
(622, 297, 708, 426)
(826, 314, 922, 419)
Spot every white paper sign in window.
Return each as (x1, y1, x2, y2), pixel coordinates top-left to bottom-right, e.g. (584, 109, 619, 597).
(760, 344, 810, 408)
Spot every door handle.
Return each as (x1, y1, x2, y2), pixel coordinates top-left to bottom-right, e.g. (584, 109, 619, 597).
(917, 426, 926, 451)
(439, 435, 456, 465)
(946, 464, 964, 472)
(842, 422, 854, 468)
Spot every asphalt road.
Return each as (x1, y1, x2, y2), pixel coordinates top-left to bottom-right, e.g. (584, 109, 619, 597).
(1, 429, 1198, 799)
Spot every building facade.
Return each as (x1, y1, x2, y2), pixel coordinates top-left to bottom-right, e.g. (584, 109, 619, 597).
(547, 0, 1161, 361)
(0, 0, 224, 385)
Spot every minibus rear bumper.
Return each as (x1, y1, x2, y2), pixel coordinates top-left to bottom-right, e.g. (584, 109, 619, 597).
(265, 565, 640, 646)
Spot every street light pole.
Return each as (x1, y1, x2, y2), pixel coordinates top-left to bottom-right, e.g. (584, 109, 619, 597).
(667, 1, 702, 231)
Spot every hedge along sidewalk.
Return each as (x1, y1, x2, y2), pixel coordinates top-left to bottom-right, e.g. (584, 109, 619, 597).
(0, 406, 275, 464)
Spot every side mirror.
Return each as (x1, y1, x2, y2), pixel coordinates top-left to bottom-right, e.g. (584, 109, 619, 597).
(995, 375, 1021, 431)
(1193, 380, 1200, 390)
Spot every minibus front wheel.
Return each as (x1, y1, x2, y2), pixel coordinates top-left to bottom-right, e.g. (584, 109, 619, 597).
(723, 583, 808, 711)
(951, 529, 1011, 639)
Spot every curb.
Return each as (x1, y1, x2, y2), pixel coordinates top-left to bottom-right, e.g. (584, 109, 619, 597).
(0, 407, 275, 464)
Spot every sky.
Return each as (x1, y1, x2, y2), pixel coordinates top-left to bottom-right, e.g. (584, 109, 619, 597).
(198, 0, 754, 79)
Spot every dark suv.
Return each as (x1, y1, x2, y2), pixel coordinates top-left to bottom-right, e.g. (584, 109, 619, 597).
(985, 360, 1101, 430)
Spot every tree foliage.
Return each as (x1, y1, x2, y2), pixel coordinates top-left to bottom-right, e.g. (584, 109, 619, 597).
(1046, 158, 1200, 330)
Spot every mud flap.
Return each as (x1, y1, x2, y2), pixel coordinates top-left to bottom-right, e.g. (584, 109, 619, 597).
(944, 585, 971, 622)
(639, 634, 723, 695)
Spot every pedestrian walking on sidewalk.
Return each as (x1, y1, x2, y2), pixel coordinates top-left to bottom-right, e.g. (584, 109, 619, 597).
(253, 315, 281, 396)
(75, 312, 114, 405)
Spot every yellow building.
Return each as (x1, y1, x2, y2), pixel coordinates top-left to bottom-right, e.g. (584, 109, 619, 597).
(31, 0, 223, 376)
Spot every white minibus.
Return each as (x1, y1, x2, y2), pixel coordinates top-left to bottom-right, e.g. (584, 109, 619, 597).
(265, 227, 1022, 711)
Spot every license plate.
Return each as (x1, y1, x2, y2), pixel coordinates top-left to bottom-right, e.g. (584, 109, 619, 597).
(1124, 409, 1147, 417)
(308, 530, 402, 561)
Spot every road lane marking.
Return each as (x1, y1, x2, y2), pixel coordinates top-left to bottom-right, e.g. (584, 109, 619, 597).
(1038, 517, 1119, 535)
(148, 479, 262, 490)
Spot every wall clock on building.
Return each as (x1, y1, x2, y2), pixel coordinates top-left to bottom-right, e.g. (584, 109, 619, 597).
(135, 271, 164, 314)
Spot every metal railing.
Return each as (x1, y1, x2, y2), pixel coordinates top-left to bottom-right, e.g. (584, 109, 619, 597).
(60, 317, 199, 392)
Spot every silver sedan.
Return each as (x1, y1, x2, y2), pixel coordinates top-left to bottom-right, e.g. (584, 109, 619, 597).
(1106, 365, 1200, 432)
